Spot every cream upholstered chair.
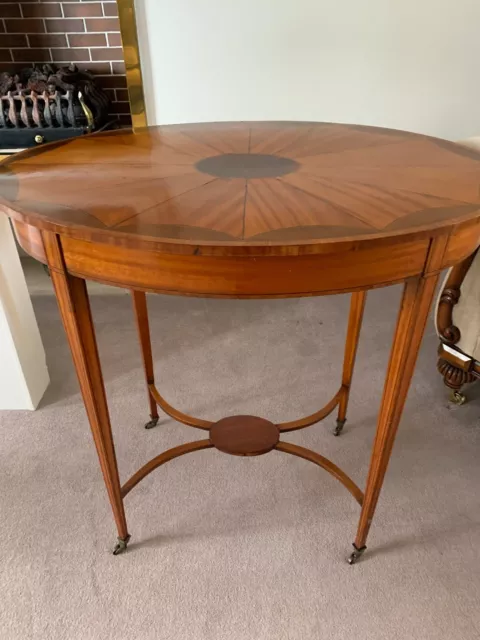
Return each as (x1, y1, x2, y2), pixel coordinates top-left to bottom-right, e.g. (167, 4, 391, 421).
(436, 250, 480, 403)
(436, 137, 480, 403)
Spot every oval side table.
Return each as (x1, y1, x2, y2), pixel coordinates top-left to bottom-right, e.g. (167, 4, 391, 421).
(1, 122, 479, 564)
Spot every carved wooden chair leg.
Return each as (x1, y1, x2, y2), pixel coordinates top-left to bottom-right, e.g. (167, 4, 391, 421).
(437, 356, 475, 405)
(435, 252, 478, 406)
(131, 290, 160, 429)
(334, 291, 367, 435)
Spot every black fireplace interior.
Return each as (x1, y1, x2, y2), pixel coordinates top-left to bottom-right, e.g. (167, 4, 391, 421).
(0, 64, 114, 151)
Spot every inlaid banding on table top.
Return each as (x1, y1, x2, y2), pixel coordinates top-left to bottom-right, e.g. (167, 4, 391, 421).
(2, 122, 480, 250)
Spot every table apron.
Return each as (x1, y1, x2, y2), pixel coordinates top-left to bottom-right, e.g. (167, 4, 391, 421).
(10, 217, 480, 297)
(55, 234, 432, 297)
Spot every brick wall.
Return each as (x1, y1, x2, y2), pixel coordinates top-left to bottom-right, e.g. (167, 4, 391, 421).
(0, 1, 131, 125)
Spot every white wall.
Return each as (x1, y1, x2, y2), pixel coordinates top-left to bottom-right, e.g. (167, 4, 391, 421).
(135, 0, 480, 140)
(0, 215, 49, 410)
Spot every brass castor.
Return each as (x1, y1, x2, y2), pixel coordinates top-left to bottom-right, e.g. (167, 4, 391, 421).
(144, 416, 159, 429)
(113, 535, 131, 555)
(450, 389, 466, 406)
(347, 544, 366, 565)
(334, 419, 346, 436)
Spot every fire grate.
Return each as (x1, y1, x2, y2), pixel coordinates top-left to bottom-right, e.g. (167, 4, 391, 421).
(0, 63, 114, 151)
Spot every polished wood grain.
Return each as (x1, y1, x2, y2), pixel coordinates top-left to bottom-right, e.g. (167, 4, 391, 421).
(441, 219, 480, 267)
(276, 388, 342, 433)
(3, 123, 480, 562)
(275, 441, 364, 506)
(12, 219, 47, 264)
(352, 273, 439, 558)
(131, 290, 159, 425)
(436, 252, 477, 345)
(336, 291, 367, 434)
(209, 416, 280, 456)
(42, 230, 129, 545)
(148, 383, 212, 431)
(121, 440, 213, 498)
(2, 123, 480, 259)
(437, 352, 477, 393)
(59, 233, 433, 297)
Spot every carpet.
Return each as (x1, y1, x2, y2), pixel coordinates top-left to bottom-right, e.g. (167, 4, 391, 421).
(1, 279, 479, 640)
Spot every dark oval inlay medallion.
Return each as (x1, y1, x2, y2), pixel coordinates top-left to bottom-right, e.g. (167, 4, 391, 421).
(196, 153, 300, 179)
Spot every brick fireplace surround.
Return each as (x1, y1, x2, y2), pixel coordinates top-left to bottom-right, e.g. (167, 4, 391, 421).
(0, 0, 132, 125)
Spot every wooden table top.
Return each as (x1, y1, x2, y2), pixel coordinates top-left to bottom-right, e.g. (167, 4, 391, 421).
(2, 122, 480, 257)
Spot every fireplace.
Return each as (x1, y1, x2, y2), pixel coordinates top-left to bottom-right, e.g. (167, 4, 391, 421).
(0, 64, 113, 151)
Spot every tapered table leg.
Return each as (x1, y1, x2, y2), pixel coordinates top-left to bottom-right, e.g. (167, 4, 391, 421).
(335, 291, 367, 435)
(349, 275, 438, 563)
(44, 232, 130, 554)
(131, 290, 159, 429)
